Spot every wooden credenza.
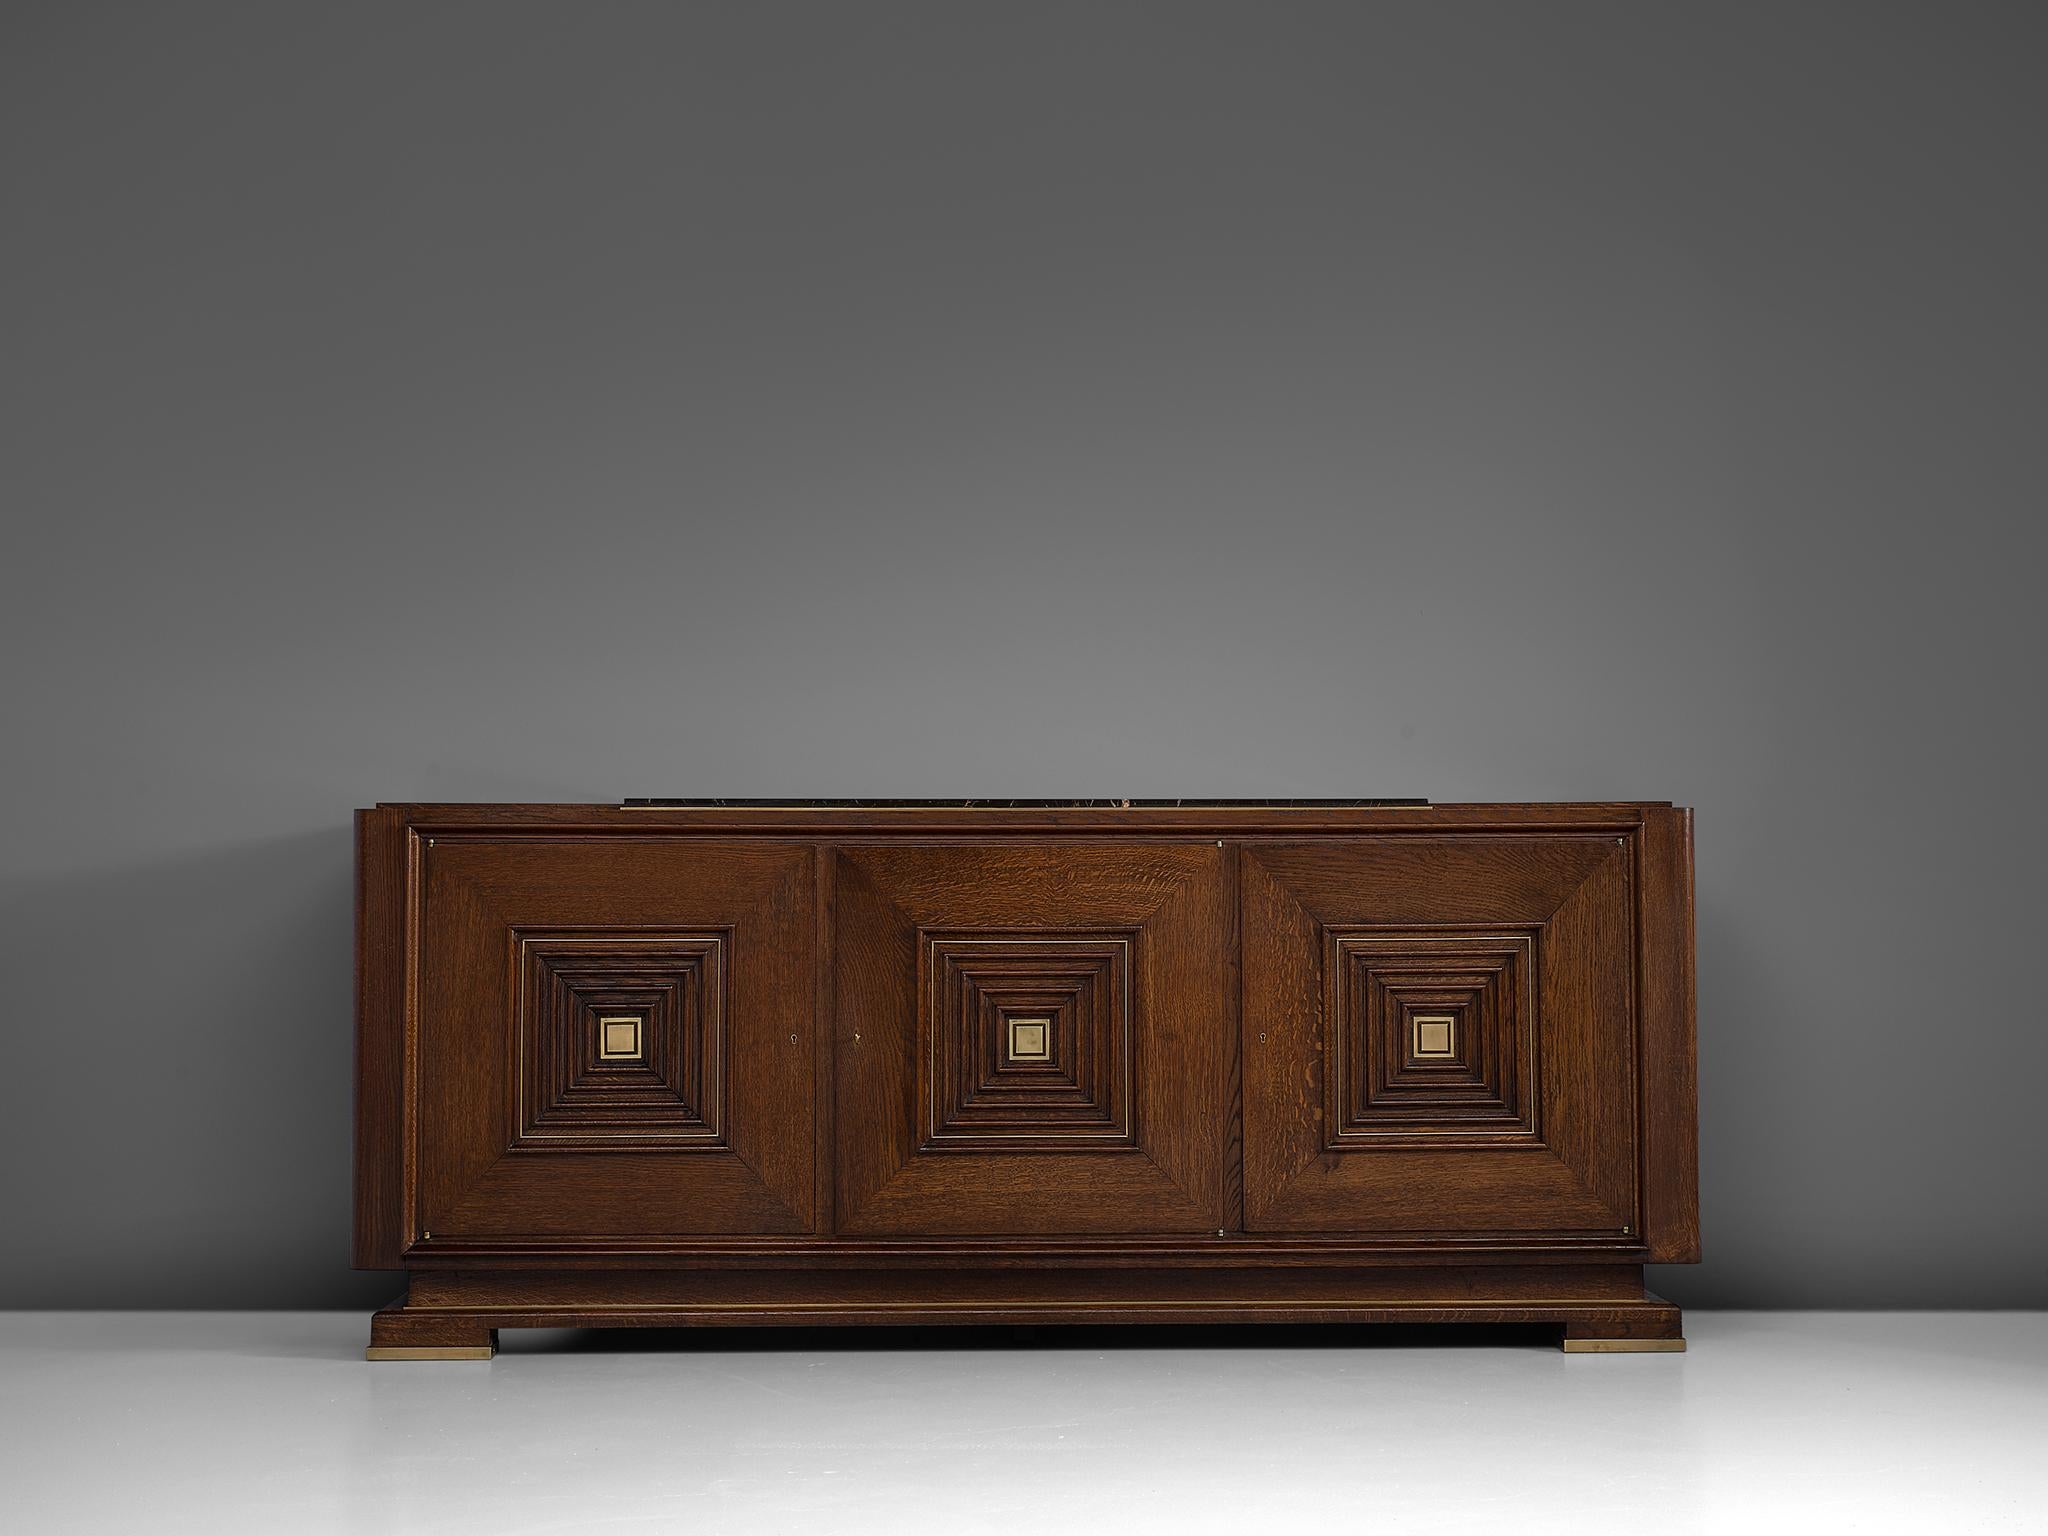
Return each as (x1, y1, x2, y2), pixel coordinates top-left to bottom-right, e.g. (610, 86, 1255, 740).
(357, 801, 1697, 1357)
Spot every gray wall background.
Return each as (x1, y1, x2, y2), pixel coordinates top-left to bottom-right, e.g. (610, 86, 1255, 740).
(3, 2, 2043, 1309)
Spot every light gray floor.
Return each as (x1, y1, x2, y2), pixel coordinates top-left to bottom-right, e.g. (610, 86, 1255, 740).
(1, 1313, 2041, 1533)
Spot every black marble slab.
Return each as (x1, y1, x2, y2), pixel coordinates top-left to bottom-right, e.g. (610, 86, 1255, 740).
(619, 797, 1430, 808)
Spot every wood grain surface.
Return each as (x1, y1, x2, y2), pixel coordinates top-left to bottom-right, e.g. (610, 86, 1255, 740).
(356, 803, 1697, 1348)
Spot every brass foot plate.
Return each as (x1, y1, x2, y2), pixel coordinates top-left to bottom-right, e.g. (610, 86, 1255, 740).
(365, 1345, 495, 1361)
(1562, 1337, 1686, 1353)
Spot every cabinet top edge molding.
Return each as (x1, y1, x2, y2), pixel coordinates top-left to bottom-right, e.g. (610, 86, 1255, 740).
(362, 801, 1684, 832)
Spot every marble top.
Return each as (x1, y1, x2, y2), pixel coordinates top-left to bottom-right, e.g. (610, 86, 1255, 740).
(619, 797, 1430, 808)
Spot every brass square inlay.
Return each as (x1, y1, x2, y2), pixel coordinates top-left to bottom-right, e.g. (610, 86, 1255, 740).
(1412, 1013, 1455, 1058)
(1006, 1016, 1051, 1063)
(598, 1015, 644, 1060)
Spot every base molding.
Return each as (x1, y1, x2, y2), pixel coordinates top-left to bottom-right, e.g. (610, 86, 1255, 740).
(367, 1265, 1682, 1358)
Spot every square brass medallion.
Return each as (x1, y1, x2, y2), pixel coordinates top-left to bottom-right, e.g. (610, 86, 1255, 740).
(1412, 1013, 1456, 1059)
(598, 1014, 644, 1061)
(1006, 1015, 1051, 1063)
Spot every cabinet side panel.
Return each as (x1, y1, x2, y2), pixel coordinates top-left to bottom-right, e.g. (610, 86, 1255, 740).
(1639, 806, 1700, 1262)
(354, 807, 409, 1268)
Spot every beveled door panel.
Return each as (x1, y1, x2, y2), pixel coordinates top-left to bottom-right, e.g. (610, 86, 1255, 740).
(419, 839, 815, 1238)
(1242, 837, 1639, 1237)
(833, 843, 1230, 1234)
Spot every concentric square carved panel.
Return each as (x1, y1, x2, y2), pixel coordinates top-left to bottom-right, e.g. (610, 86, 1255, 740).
(1242, 836, 1638, 1237)
(417, 840, 813, 1239)
(514, 932, 727, 1151)
(832, 841, 1228, 1235)
(1326, 931, 1537, 1144)
(920, 933, 1135, 1150)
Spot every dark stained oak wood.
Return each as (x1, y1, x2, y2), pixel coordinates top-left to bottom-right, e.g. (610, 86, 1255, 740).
(389, 1237, 1661, 1266)
(352, 807, 408, 1268)
(373, 1265, 1680, 1334)
(367, 1309, 497, 1357)
(418, 839, 816, 1238)
(1638, 807, 1702, 1262)
(375, 802, 1665, 833)
(355, 803, 1699, 1353)
(1222, 842, 1246, 1235)
(832, 842, 1230, 1235)
(1240, 837, 1637, 1236)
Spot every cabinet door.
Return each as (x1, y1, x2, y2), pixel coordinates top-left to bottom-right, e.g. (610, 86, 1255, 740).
(833, 843, 1230, 1234)
(418, 840, 815, 1239)
(1242, 837, 1638, 1238)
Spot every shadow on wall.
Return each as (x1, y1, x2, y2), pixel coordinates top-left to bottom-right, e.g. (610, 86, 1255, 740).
(0, 828, 394, 1309)
(1650, 883, 1735, 1311)
(1655, 884, 1826, 1310)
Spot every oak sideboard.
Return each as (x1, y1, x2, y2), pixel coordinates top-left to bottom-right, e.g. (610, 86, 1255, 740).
(357, 800, 1697, 1357)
